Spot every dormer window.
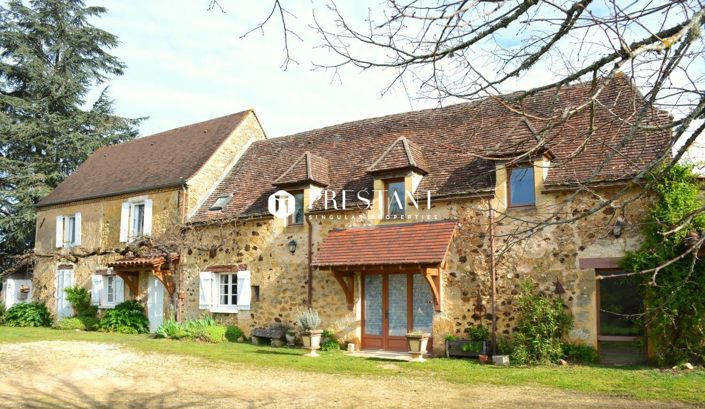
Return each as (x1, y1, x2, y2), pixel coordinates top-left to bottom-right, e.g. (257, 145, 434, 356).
(385, 178, 405, 217)
(508, 165, 535, 207)
(209, 195, 232, 211)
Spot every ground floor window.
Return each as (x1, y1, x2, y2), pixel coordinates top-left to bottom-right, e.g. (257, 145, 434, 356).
(597, 271, 646, 365)
(218, 272, 238, 307)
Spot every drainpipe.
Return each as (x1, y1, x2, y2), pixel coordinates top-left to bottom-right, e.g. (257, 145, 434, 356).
(305, 215, 313, 308)
(488, 199, 497, 356)
(176, 181, 188, 322)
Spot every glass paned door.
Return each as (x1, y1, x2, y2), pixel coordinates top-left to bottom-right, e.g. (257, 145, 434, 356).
(362, 272, 436, 351)
(412, 274, 434, 333)
(364, 275, 383, 336)
(387, 274, 408, 336)
(597, 271, 646, 365)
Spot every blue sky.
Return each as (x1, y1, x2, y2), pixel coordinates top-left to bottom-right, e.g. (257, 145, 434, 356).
(86, 1, 436, 138)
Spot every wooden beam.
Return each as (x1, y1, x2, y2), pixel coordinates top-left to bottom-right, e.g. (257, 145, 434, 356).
(115, 272, 139, 297)
(153, 267, 176, 297)
(332, 271, 354, 310)
(423, 267, 441, 311)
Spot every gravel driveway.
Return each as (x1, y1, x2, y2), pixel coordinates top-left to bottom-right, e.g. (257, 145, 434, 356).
(0, 341, 696, 409)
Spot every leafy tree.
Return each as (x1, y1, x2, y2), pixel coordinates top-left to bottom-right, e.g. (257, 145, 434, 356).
(0, 0, 141, 266)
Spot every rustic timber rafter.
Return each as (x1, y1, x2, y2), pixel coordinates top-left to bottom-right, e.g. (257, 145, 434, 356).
(423, 266, 441, 312)
(332, 270, 355, 310)
(114, 271, 139, 296)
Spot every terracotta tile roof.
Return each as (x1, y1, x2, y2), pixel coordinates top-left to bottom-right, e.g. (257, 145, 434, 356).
(192, 77, 671, 221)
(108, 253, 179, 269)
(37, 111, 253, 207)
(312, 221, 456, 267)
(273, 151, 330, 187)
(367, 137, 429, 174)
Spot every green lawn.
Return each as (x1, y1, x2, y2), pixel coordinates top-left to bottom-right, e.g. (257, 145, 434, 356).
(1, 327, 703, 404)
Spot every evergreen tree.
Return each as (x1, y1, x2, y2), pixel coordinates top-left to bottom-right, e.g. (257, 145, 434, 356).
(0, 0, 141, 265)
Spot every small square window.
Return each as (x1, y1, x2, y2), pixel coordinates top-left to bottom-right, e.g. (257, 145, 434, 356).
(508, 166, 535, 207)
(209, 195, 232, 211)
(217, 272, 238, 306)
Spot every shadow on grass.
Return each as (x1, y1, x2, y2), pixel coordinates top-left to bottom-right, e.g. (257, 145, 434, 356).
(253, 348, 301, 356)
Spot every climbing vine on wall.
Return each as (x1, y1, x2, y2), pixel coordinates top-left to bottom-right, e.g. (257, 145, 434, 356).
(623, 164, 705, 365)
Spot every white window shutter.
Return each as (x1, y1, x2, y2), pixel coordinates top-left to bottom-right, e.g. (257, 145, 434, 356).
(91, 274, 103, 306)
(74, 212, 82, 246)
(199, 271, 214, 310)
(55, 216, 64, 248)
(5, 279, 15, 308)
(115, 276, 125, 303)
(119, 202, 130, 242)
(143, 199, 153, 236)
(237, 270, 252, 310)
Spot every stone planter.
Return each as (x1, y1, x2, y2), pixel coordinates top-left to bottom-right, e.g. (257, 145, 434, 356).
(445, 339, 489, 358)
(301, 330, 322, 357)
(285, 332, 296, 347)
(406, 332, 430, 362)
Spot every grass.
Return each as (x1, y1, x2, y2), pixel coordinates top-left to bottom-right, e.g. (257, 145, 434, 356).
(1, 327, 703, 404)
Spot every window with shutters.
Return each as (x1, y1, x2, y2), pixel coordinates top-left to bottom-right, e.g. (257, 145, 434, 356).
(105, 276, 116, 304)
(217, 272, 238, 307)
(56, 213, 81, 248)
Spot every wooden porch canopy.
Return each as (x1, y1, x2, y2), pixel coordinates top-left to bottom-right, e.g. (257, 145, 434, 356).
(108, 253, 179, 296)
(312, 221, 457, 311)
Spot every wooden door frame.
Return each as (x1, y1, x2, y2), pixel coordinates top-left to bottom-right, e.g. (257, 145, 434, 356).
(361, 271, 432, 351)
(595, 269, 645, 354)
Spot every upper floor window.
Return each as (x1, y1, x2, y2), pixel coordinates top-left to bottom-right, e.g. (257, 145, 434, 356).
(55, 212, 81, 248)
(385, 178, 405, 217)
(131, 203, 145, 238)
(119, 198, 153, 243)
(508, 165, 535, 207)
(288, 191, 304, 225)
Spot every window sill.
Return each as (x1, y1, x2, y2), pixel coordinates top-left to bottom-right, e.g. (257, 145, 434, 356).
(211, 307, 239, 314)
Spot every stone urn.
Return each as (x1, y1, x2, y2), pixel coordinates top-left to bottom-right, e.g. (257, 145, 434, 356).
(285, 331, 297, 347)
(301, 330, 322, 357)
(406, 332, 430, 362)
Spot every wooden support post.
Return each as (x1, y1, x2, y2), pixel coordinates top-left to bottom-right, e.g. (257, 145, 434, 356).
(333, 270, 354, 310)
(423, 266, 441, 312)
(115, 272, 139, 297)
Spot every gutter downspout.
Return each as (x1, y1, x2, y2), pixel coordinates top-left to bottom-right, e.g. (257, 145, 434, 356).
(488, 199, 497, 356)
(177, 180, 188, 322)
(305, 215, 313, 307)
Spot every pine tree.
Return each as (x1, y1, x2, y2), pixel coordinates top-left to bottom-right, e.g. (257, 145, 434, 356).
(0, 0, 141, 266)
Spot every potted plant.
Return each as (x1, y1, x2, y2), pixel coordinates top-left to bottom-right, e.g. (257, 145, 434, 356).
(445, 326, 490, 358)
(406, 330, 430, 362)
(297, 308, 322, 357)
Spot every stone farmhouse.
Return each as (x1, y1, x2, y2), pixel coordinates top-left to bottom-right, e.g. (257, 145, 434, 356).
(28, 77, 671, 362)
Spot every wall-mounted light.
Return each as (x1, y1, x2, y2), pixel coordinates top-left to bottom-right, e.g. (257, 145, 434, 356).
(613, 216, 624, 238)
(288, 239, 298, 254)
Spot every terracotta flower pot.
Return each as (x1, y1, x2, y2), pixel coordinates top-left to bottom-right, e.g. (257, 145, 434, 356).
(478, 354, 489, 364)
(406, 332, 430, 362)
(301, 330, 322, 357)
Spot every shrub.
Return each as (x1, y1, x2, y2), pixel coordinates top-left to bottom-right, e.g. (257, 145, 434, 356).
(510, 281, 573, 365)
(199, 325, 227, 343)
(54, 317, 86, 330)
(225, 325, 245, 342)
(4, 302, 52, 327)
(183, 316, 216, 337)
(0, 302, 5, 324)
(320, 329, 341, 351)
(465, 326, 490, 342)
(496, 336, 513, 355)
(297, 308, 321, 331)
(99, 300, 149, 334)
(155, 320, 187, 339)
(562, 342, 599, 364)
(64, 286, 97, 318)
(445, 334, 459, 341)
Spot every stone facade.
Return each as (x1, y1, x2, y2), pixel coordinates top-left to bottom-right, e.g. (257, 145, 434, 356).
(178, 159, 649, 355)
(32, 112, 265, 320)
